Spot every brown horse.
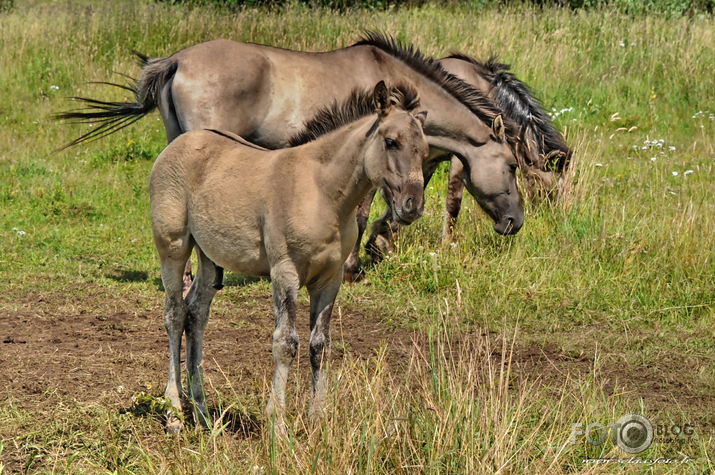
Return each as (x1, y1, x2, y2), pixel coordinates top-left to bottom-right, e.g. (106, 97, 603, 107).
(358, 54, 572, 263)
(150, 82, 428, 433)
(58, 34, 524, 281)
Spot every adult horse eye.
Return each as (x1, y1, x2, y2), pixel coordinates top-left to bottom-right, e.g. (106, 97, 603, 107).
(385, 138, 400, 150)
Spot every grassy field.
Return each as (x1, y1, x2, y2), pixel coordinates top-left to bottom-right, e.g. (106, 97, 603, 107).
(0, 0, 713, 472)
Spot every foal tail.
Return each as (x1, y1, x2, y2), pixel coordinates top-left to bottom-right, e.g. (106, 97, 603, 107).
(55, 53, 178, 149)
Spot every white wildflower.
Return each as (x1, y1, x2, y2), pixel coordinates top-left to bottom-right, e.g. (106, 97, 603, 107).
(668, 146, 676, 151)
(11, 227, 26, 236)
(595, 163, 603, 167)
(684, 169, 694, 175)
(650, 157, 657, 161)
(672, 171, 679, 176)
(49, 85, 59, 90)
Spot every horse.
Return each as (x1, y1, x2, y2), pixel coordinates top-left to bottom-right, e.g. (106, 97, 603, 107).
(358, 53, 572, 264)
(149, 81, 429, 433)
(57, 33, 524, 282)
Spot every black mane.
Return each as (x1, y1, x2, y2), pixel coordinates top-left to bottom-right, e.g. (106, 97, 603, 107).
(448, 53, 572, 172)
(289, 84, 420, 146)
(354, 32, 520, 146)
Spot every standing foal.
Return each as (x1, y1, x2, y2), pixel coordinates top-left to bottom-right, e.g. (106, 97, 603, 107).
(150, 81, 428, 433)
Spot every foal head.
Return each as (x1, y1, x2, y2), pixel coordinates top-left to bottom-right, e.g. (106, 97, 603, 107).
(364, 81, 429, 225)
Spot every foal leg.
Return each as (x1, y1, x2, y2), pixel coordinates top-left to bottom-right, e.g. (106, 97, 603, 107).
(184, 248, 219, 429)
(307, 270, 341, 419)
(159, 250, 192, 433)
(343, 188, 377, 282)
(265, 260, 300, 433)
(443, 156, 466, 243)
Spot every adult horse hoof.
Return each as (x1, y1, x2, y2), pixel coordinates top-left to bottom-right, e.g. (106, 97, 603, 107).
(365, 233, 393, 264)
(343, 269, 365, 283)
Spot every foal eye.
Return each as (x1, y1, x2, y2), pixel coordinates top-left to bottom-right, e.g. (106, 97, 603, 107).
(384, 138, 400, 150)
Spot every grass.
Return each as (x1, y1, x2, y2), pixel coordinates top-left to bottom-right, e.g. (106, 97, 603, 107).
(0, 0, 713, 472)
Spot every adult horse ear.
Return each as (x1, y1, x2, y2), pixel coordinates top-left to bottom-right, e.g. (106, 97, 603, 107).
(414, 110, 428, 128)
(492, 115, 506, 142)
(373, 81, 390, 116)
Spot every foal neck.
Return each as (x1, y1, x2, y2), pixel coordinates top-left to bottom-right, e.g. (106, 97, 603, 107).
(303, 116, 377, 219)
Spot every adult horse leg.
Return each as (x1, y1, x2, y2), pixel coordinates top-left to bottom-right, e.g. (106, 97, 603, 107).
(343, 188, 377, 282)
(184, 247, 220, 429)
(266, 260, 300, 434)
(157, 237, 193, 433)
(443, 156, 466, 242)
(307, 271, 342, 419)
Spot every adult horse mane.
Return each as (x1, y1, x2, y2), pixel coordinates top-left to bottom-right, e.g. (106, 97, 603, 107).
(289, 83, 420, 146)
(355, 33, 520, 148)
(447, 53, 572, 173)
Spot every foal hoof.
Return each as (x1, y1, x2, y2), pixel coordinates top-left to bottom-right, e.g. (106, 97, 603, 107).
(166, 417, 184, 435)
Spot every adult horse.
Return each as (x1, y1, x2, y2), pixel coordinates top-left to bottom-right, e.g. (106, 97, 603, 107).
(359, 54, 572, 262)
(58, 33, 524, 282)
(151, 82, 428, 432)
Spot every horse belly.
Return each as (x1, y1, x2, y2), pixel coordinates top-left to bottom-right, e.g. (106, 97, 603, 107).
(190, 216, 270, 277)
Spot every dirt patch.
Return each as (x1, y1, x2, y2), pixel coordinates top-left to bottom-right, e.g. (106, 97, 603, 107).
(0, 285, 417, 410)
(0, 283, 711, 422)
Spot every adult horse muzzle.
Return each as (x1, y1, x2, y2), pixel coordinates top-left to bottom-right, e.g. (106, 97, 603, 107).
(493, 212, 523, 235)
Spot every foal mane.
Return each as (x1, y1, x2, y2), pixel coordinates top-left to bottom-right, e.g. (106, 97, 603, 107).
(354, 32, 519, 147)
(448, 53, 572, 173)
(289, 84, 420, 146)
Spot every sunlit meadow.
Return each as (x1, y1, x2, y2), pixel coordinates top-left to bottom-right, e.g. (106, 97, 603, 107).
(0, 1, 713, 472)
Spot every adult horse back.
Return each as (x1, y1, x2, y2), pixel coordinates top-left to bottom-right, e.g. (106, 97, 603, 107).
(58, 34, 525, 279)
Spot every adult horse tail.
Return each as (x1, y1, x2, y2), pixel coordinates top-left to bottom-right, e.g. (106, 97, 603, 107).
(55, 53, 178, 148)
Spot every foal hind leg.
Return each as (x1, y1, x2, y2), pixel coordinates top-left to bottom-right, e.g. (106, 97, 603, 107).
(307, 270, 342, 419)
(266, 260, 300, 434)
(443, 156, 466, 243)
(156, 235, 193, 433)
(344, 188, 377, 282)
(184, 247, 220, 429)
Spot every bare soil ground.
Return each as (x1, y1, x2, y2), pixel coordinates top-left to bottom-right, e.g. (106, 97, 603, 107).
(1, 282, 711, 424)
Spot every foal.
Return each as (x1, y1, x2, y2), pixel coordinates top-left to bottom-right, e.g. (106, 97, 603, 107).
(150, 81, 428, 432)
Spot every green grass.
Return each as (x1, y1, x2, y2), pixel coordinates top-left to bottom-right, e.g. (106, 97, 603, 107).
(0, 0, 713, 472)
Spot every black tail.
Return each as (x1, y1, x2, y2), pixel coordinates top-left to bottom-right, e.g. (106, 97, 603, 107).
(54, 52, 176, 149)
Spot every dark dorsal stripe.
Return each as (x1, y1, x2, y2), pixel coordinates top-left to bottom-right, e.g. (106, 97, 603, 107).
(354, 32, 519, 146)
(289, 84, 419, 146)
(447, 53, 572, 172)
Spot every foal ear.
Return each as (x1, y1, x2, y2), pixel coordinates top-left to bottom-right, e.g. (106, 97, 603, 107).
(492, 115, 506, 142)
(414, 110, 428, 128)
(373, 81, 390, 116)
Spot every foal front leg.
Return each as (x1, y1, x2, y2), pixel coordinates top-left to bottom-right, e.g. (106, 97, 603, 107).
(307, 271, 342, 419)
(266, 261, 300, 433)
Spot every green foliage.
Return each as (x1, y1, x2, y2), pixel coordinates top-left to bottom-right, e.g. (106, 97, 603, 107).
(0, 0, 14, 13)
(156, 0, 715, 14)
